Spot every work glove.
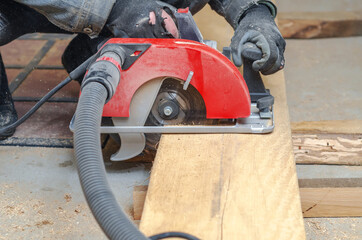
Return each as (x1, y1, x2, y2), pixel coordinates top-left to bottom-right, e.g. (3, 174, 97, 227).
(105, 0, 179, 38)
(231, 4, 286, 75)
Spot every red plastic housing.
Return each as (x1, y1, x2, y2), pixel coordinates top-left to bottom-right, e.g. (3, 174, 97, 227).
(102, 38, 251, 119)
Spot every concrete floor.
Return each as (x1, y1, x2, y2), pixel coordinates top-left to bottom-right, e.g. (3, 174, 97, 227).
(304, 218, 362, 240)
(0, 147, 150, 239)
(284, 37, 362, 122)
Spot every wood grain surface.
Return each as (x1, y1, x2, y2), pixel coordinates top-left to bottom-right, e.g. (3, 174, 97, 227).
(291, 120, 362, 134)
(134, 185, 362, 219)
(301, 188, 362, 217)
(279, 11, 362, 39)
(293, 134, 362, 165)
(139, 5, 305, 240)
(133, 186, 148, 221)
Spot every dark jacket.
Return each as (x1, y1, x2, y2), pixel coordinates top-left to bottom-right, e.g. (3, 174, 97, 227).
(13, 0, 275, 36)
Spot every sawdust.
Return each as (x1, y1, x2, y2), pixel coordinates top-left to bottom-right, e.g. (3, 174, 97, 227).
(0, 182, 107, 239)
(0, 147, 150, 239)
(305, 218, 362, 240)
(35, 220, 53, 228)
(75, 208, 81, 214)
(306, 220, 327, 232)
(64, 194, 72, 202)
(4, 205, 25, 215)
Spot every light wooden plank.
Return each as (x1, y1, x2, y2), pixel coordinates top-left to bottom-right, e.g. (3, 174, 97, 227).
(293, 134, 362, 165)
(110, 132, 362, 166)
(134, 166, 362, 219)
(134, 186, 362, 219)
(291, 120, 362, 134)
(301, 188, 362, 217)
(139, 5, 305, 240)
(279, 11, 362, 39)
(133, 186, 148, 221)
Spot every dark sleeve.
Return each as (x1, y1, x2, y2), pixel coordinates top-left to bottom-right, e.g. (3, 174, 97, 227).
(13, 0, 116, 37)
(208, 0, 277, 29)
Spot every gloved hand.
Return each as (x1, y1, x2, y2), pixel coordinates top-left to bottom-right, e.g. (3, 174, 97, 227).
(105, 0, 179, 38)
(231, 4, 286, 75)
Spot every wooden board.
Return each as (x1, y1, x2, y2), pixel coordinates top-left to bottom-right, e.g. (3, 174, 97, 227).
(279, 11, 362, 39)
(106, 131, 362, 166)
(298, 165, 362, 217)
(133, 186, 148, 221)
(135, 165, 362, 219)
(139, 5, 305, 240)
(133, 185, 148, 221)
(134, 185, 362, 219)
(293, 133, 362, 165)
(291, 120, 362, 135)
(301, 188, 362, 217)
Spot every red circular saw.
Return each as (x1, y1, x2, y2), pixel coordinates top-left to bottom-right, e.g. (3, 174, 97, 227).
(70, 8, 274, 160)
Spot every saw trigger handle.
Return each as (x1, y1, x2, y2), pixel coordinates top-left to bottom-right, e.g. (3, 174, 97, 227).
(241, 43, 264, 94)
(241, 43, 274, 115)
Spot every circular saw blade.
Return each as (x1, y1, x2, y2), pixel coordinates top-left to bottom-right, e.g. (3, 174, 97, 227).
(145, 78, 206, 150)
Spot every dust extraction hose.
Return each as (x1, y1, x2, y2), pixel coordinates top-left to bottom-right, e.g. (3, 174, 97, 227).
(74, 82, 148, 240)
(73, 46, 149, 240)
(73, 45, 200, 240)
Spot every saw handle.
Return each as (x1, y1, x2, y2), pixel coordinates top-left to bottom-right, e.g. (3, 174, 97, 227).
(241, 42, 263, 61)
(241, 43, 274, 112)
(240, 43, 266, 94)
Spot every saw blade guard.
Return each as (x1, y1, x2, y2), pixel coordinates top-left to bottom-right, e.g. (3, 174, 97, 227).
(100, 38, 251, 120)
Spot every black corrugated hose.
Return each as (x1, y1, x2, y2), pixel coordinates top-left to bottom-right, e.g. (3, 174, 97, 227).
(74, 81, 201, 240)
(74, 81, 149, 240)
(73, 46, 149, 240)
(67, 46, 200, 240)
